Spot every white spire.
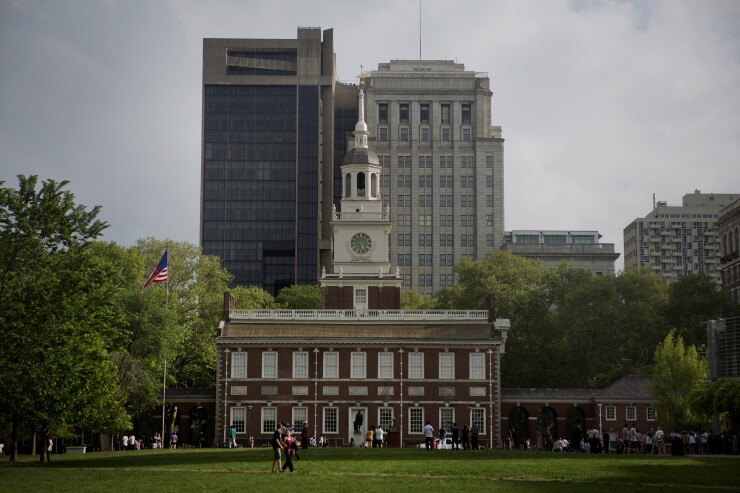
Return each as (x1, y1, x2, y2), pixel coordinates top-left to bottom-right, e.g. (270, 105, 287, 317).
(354, 88, 368, 148)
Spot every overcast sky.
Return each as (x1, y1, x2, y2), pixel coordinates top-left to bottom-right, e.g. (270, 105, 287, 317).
(2, 0, 738, 271)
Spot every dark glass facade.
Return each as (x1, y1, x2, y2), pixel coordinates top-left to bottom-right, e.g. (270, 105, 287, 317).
(202, 85, 308, 293)
(296, 85, 319, 285)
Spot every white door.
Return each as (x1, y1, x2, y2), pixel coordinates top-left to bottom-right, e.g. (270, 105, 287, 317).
(354, 287, 368, 314)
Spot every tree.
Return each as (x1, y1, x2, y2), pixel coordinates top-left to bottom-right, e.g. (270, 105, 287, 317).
(401, 290, 438, 309)
(276, 285, 321, 309)
(689, 380, 740, 431)
(666, 274, 740, 348)
(0, 176, 126, 462)
(232, 285, 276, 309)
(651, 330, 708, 429)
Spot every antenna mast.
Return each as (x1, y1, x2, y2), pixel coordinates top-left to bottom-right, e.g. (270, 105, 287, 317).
(419, 0, 422, 59)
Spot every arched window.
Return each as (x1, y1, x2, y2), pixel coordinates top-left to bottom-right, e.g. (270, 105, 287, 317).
(371, 172, 378, 198)
(345, 173, 352, 199)
(357, 172, 366, 197)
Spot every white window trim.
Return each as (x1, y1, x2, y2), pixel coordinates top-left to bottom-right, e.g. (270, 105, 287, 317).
(408, 352, 424, 380)
(470, 408, 486, 435)
(469, 353, 485, 380)
(626, 406, 636, 422)
(439, 353, 455, 379)
(261, 407, 277, 434)
(409, 407, 424, 434)
(440, 407, 455, 429)
(378, 352, 394, 379)
(646, 406, 656, 421)
(293, 351, 308, 379)
(292, 406, 308, 430)
(262, 351, 277, 379)
(230, 406, 246, 433)
(323, 406, 338, 434)
(323, 352, 339, 379)
(605, 405, 616, 421)
(231, 352, 247, 379)
(351, 352, 367, 379)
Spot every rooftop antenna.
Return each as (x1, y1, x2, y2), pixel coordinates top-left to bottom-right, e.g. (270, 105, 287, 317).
(419, 0, 422, 60)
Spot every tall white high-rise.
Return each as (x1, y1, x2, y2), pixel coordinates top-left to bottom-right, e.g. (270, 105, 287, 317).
(363, 60, 505, 293)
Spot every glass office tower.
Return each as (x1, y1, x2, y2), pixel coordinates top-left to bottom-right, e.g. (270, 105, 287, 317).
(201, 28, 336, 293)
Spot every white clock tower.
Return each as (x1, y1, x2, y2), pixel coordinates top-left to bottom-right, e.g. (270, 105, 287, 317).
(320, 87, 402, 311)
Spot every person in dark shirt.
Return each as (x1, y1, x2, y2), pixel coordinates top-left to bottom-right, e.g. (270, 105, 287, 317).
(451, 423, 460, 450)
(271, 425, 285, 473)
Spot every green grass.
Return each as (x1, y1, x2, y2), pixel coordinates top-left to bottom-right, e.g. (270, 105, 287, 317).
(2, 448, 739, 492)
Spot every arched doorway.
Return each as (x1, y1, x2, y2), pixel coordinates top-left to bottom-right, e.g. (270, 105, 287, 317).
(507, 406, 529, 449)
(536, 407, 556, 451)
(565, 407, 585, 449)
(190, 406, 209, 448)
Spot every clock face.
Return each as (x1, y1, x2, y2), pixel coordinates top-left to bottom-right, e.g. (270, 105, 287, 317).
(350, 232, 373, 254)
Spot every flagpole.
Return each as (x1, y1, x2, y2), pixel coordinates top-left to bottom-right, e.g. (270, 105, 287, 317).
(162, 359, 167, 447)
(162, 243, 169, 447)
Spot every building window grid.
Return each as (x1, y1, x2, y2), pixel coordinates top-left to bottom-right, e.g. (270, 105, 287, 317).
(409, 407, 424, 434)
(292, 407, 308, 431)
(626, 406, 637, 422)
(469, 353, 485, 379)
(647, 407, 656, 421)
(351, 352, 366, 379)
(231, 352, 246, 378)
(231, 407, 246, 433)
(378, 352, 394, 379)
(379, 407, 394, 430)
(408, 352, 424, 379)
(323, 407, 338, 434)
(470, 408, 485, 435)
(605, 405, 616, 421)
(440, 408, 454, 429)
(262, 407, 277, 434)
(262, 352, 277, 379)
(439, 353, 455, 379)
(293, 351, 308, 379)
(323, 352, 339, 379)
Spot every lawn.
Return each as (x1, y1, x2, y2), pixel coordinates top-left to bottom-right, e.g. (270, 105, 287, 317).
(2, 448, 738, 493)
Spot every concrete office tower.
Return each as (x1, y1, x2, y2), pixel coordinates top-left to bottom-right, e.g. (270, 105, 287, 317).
(623, 191, 739, 285)
(364, 60, 505, 293)
(502, 230, 620, 275)
(201, 28, 336, 294)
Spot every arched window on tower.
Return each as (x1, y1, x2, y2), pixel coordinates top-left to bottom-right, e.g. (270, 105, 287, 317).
(371, 173, 378, 198)
(345, 173, 352, 199)
(357, 172, 366, 198)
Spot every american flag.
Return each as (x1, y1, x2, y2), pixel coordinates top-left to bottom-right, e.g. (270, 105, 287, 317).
(141, 250, 168, 291)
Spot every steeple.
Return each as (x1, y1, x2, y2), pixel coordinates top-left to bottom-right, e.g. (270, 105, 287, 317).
(354, 88, 368, 148)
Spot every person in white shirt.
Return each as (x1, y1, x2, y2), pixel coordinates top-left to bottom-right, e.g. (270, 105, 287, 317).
(423, 421, 434, 451)
(653, 427, 665, 455)
(375, 426, 384, 448)
(122, 434, 129, 450)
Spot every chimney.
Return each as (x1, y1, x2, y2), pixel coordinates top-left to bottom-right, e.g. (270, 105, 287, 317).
(621, 358, 631, 377)
(223, 291, 235, 322)
(486, 293, 496, 323)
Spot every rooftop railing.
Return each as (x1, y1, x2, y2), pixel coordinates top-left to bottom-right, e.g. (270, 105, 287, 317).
(229, 309, 489, 321)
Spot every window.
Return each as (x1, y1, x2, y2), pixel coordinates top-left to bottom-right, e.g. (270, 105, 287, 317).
(440, 253, 453, 266)
(323, 352, 339, 378)
(469, 353, 485, 379)
(262, 407, 277, 433)
(293, 351, 308, 379)
(231, 352, 246, 378)
(626, 406, 636, 421)
(398, 155, 411, 168)
(486, 195, 493, 207)
(462, 128, 471, 142)
(408, 352, 424, 379)
(440, 155, 453, 168)
(470, 408, 485, 434)
(486, 175, 493, 188)
(398, 234, 411, 246)
(441, 127, 450, 142)
(486, 215, 493, 227)
(231, 407, 246, 433)
(351, 352, 366, 379)
(420, 127, 430, 142)
(419, 234, 432, 246)
(293, 407, 308, 431)
(354, 288, 367, 306)
(378, 352, 394, 379)
(323, 407, 338, 434)
(486, 234, 493, 247)
(399, 103, 409, 123)
(379, 407, 394, 430)
(262, 352, 277, 378)
(441, 104, 450, 124)
(461, 103, 471, 124)
(486, 155, 494, 168)
(647, 407, 656, 421)
(378, 103, 388, 123)
(420, 103, 430, 123)
(419, 254, 432, 267)
(439, 353, 455, 379)
(410, 407, 424, 434)
(378, 127, 388, 142)
(400, 127, 409, 142)
(461, 234, 474, 247)
(419, 156, 432, 168)
(418, 175, 432, 188)
(440, 215, 453, 227)
(397, 175, 411, 187)
(419, 215, 432, 227)
(440, 408, 454, 429)
(605, 405, 616, 421)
